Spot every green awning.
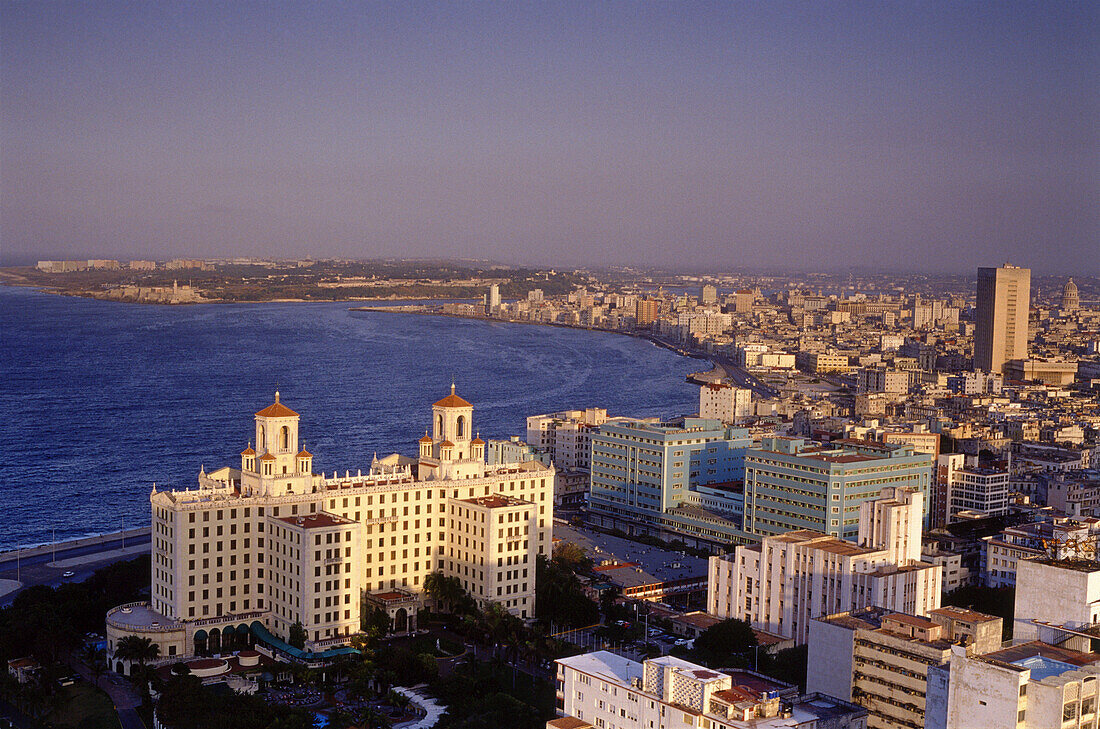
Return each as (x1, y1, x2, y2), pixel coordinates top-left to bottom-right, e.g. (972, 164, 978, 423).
(193, 629, 208, 641)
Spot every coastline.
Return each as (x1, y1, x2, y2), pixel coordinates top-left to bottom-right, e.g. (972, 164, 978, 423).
(349, 303, 779, 397)
(351, 303, 711, 361)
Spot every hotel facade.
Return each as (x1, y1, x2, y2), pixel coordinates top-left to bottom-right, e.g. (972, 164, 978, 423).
(108, 387, 553, 670)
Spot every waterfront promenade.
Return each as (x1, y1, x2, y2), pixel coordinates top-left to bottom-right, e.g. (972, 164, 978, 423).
(354, 304, 781, 399)
(0, 528, 151, 604)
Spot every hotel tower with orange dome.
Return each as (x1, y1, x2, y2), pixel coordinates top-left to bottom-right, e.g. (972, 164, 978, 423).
(106, 386, 553, 672)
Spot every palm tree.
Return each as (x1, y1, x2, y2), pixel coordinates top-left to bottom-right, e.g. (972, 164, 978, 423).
(115, 635, 160, 669)
(423, 571, 470, 615)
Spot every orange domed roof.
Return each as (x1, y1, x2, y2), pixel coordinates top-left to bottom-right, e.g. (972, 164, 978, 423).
(433, 383, 471, 409)
(256, 392, 299, 418)
(296, 449, 312, 458)
(439, 440, 455, 448)
(241, 446, 256, 456)
(419, 435, 433, 443)
(259, 453, 276, 461)
(471, 437, 485, 445)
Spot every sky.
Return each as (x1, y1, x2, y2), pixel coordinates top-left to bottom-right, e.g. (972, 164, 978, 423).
(2, 2, 1097, 273)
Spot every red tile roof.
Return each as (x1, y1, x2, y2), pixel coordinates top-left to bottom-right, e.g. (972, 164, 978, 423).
(256, 395, 299, 418)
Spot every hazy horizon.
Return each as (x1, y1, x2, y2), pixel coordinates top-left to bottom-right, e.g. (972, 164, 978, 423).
(3, 3, 1098, 275)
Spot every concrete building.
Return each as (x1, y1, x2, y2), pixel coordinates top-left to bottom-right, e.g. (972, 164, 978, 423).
(553, 651, 867, 729)
(698, 383, 753, 423)
(635, 298, 661, 328)
(527, 409, 610, 473)
(1004, 358, 1078, 386)
(926, 641, 1100, 729)
(486, 283, 501, 313)
(808, 605, 1002, 729)
(1014, 557, 1100, 644)
(983, 519, 1098, 588)
(700, 284, 718, 305)
(106, 387, 554, 671)
(974, 264, 1030, 375)
(588, 417, 754, 549)
(856, 368, 910, 395)
(742, 437, 933, 542)
(709, 488, 941, 644)
(948, 466, 1010, 522)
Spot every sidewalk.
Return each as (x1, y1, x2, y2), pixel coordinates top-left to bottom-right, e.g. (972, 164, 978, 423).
(0, 579, 21, 601)
(48, 544, 150, 570)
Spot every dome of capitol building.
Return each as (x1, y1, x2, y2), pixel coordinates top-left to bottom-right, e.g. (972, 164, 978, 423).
(1062, 278, 1079, 310)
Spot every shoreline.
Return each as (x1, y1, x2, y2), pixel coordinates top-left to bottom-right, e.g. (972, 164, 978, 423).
(0, 281, 480, 307)
(351, 304, 711, 360)
(351, 304, 780, 397)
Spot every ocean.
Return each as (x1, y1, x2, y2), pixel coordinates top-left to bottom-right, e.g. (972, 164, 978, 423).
(0, 286, 700, 551)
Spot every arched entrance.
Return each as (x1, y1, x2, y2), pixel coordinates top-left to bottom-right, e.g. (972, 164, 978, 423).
(209, 628, 221, 654)
(116, 661, 125, 675)
(394, 608, 408, 633)
(193, 629, 208, 656)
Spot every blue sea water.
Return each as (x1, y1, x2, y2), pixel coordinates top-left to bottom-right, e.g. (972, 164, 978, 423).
(0, 286, 700, 551)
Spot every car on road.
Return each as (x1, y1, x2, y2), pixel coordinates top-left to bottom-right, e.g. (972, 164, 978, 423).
(62, 571, 75, 578)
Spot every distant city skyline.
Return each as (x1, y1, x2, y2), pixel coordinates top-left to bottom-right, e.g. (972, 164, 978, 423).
(2, 3, 1097, 274)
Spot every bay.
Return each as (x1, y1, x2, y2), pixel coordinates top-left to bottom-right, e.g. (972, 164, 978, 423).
(0, 286, 699, 551)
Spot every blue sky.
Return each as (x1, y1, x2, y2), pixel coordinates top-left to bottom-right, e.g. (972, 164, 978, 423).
(2, 2, 1097, 272)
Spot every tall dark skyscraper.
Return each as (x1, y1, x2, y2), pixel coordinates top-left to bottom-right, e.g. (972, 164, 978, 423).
(974, 264, 1030, 375)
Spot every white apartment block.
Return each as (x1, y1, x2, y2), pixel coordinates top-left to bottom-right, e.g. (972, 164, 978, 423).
(553, 651, 867, 729)
(708, 487, 941, 644)
(527, 408, 611, 471)
(698, 383, 753, 423)
(107, 387, 553, 669)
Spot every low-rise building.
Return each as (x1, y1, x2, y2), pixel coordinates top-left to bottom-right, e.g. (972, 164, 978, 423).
(553, 651, 867, 729)
(807, 606, 1002, 729)
(926, 641, 1100, 729)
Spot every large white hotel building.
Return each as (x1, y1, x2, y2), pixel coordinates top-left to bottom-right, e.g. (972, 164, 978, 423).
(107, 387, 554, 669)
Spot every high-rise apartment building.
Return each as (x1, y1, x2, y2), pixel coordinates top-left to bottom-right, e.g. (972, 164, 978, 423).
(486, 283, 501, 313)
(974, 264, 1030, 375)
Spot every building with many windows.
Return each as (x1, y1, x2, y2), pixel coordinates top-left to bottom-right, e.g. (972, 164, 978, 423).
(742, 437, 933, 542)
(709, 488, 942, 644)
(974, 264, 1030, 375)
(808, 605, 1002, 729)
(587, 417, 754, 549)
(947, 466, 1010, 522)
(698, 383, 753, 423)
(552, 651, 867, 729)
(106, 387, 554, 671)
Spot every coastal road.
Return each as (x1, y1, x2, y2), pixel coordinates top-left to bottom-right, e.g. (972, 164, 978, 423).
(0, 530, 151, 606)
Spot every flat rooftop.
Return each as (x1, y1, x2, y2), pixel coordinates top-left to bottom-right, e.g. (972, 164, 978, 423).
(460, 494, 530, 508)
(277, 513, 355, 529)
(985, 641, 1100, 669)
(557, 651, 643, 686)
(928, 606, 1001, 624)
